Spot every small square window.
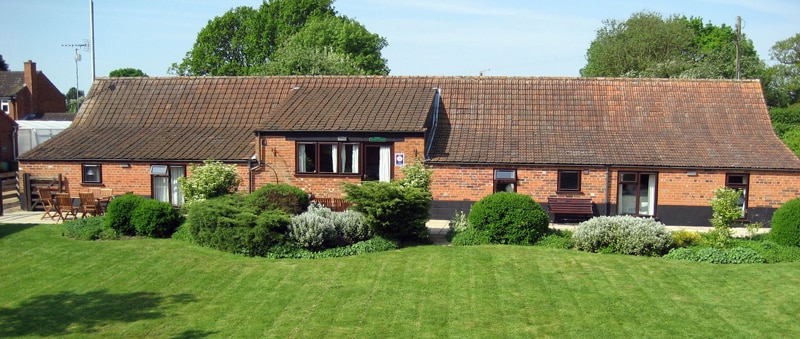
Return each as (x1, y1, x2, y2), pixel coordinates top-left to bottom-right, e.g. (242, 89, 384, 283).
(494, 169, 517, 193)
(82, 164, 102, 183)
(558, 170, 581, 191)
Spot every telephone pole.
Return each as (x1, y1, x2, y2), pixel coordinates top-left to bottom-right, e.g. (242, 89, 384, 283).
(735, 16, 742, 80)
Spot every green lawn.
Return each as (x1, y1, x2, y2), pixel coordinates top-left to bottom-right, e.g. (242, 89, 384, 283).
(2, 223, 799, 338)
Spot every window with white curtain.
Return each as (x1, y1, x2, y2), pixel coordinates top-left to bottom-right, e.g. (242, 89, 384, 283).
(151, 165, 185, 206)
(379, 146, 391, 182)
(296, 141, 361, 175)
(340, 144, 359, 174)
(617, 172, 657, 217)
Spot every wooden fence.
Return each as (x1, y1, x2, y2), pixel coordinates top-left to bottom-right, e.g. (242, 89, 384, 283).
(0, 172, 17, 216)
(22, 173, 63, 212)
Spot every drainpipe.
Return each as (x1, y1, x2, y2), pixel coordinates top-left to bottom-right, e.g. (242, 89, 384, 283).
(12, 124, 18, 160)
(605, 165, 611, 216)
(424, 88, 441, 161)
(248, 156, 253, 193)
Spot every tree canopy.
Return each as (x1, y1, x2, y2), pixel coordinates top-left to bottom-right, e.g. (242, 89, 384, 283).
(109, 68, 148, 77)
(170, 0, 388, 76)
(0, 54, 8, 71)
(580, 12, 763, 79)
(763, 33, 800, 107)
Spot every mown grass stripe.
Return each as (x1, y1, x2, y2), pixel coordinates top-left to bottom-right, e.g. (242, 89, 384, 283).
(2, 223, 800, 337)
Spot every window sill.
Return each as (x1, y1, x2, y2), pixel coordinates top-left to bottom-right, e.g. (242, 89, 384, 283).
(295, 173, 362, 178)
(81, 183, 105, 186)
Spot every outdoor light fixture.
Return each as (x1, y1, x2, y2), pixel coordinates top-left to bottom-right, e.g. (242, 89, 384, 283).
(120, 163, 130, 168)
(686, 171, 698, 177)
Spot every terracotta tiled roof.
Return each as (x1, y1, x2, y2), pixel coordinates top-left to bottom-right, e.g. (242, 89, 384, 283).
(19, 76, 300, 161)
(261, 86, 435, 133)
(19, 75, 800, 171)
(424, 77, 800, 170)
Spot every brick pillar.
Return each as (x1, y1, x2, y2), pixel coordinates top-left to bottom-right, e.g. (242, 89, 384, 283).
(23, 60, 37, 117)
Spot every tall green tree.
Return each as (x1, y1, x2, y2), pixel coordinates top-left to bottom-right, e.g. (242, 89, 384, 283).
(580, 11, 763, 79)
(109, 68, 148, 77)
(169, 0, 387, 76)
(0, 54, 8, 71)
(764, 33, 800, 107)
(65, 87, 85, 113)
(273, 15, 389, 74)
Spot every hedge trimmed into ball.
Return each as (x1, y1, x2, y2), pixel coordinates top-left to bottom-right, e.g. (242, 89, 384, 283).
(467, 192, 549, 245)
(771, 197, 800, 247)
(131, 199, 183, 238)
(105, 193, 146, 236)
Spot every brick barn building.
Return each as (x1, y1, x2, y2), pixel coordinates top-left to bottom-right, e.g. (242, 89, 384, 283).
(18, 76, 800, 226)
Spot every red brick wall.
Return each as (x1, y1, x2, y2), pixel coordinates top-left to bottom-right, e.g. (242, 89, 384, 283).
(251, 136, 426, 198)
(11, 62, 66, 120)
(33, 73, 67, 114)
(430, 165, 800, 209)
(20, 162, 155, 195)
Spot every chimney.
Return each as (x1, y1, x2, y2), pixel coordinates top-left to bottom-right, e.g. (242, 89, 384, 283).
(24, 60, 36, 96)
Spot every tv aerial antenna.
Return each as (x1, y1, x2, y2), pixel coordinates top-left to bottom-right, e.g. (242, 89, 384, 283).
(62, 41, 91, 102)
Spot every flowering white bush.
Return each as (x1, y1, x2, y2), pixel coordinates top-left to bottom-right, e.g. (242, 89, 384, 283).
(573, 215, 673, 256)
(398, 160, 432, 192)
(178, 159, 242, 204)
(289, 204, 337, 251)
(333, 209, 371, 243)
(289, 203, 370, 250)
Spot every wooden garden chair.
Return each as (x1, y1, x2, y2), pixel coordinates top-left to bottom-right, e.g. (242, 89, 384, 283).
(53, 193, 79, 223)
(79, 192, 99, 218)
(37, 188, 56, 220)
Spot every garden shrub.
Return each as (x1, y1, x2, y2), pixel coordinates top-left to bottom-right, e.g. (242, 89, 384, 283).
(105, 193, 146, 236)
(573, 215, 673, 256)
(467, 192, 549, 245)
(708, 187, 743, 247)
(398, 160, 433, 191)
(171, 220, 194, 243)
(535, 229, 574, 249)
(178, 159, 242, 204)
(250, 210, 293, 257)
(130, 199, 183, 238)
(246, 183, 309, 215)
(450, 228, 492, 246)
(446, 210, 470, 241)
(343, 181, 431, 242)
(770, 197, 800, 247)
(187, 194, 290, 256)
(333, 209, 371, 244)
(728, 238, 800, 263)
(63, 216, 116, 240)
(289, 204, 338, 251)
(664, 247, 766, 264)
(662, 247, 698, 261)
(266, 236, 399, 259)
(448, 210, 470, 233)
(671, 230, 703, 248)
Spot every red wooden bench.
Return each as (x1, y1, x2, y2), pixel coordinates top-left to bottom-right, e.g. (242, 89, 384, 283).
(312, 197, 352, 212)
(547, 197, 594, 222)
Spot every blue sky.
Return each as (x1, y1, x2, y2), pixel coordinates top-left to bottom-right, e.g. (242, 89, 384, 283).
(4, 0, 799, 94)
